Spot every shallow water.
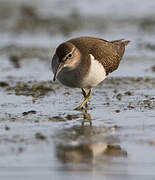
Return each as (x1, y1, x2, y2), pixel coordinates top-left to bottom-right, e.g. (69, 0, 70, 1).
(0, 0, 155, 179)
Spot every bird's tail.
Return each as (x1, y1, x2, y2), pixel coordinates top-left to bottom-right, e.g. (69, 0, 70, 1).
(111, 39, 131, 46)
(123, 40, 131, 46)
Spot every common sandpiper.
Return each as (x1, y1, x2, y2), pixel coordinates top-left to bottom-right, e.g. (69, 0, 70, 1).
(51, 36, 130, 110)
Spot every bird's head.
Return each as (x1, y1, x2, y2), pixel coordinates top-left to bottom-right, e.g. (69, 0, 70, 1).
(51, 42, 80, 81)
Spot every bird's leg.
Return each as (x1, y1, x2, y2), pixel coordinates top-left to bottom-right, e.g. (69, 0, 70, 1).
(81, 88, 87, 98)
(81, 88, 88, 108)
(75, 88, 93, 110)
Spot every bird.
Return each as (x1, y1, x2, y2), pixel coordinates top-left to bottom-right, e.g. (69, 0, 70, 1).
(51, 36, 130, 110)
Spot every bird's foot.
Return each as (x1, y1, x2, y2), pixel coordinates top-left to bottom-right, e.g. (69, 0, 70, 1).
(74, 106, 84, 111)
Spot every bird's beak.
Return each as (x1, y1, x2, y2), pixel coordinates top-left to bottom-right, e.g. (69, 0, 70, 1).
(53, 62, 65, 81)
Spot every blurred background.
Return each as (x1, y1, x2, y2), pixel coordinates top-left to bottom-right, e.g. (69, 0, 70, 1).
(0, 0, 155, 80)
(0, 0, 155, 180)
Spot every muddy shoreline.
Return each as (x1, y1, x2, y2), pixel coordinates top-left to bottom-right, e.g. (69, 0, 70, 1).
(0, 0, 155, 179)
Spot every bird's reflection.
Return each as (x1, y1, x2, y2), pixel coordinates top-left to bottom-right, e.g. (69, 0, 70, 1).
(55, 121, 127, 170)
(80, 109, 92, 126)
(56, 143, 127, 165)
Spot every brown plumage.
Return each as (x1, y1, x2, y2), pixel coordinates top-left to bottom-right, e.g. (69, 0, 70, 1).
(52, 36, 130, 110)
(69, 37, 130, 75)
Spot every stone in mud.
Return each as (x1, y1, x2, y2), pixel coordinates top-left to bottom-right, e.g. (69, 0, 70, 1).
(124, 91, 132, 96)
(116, 93, 122, 101)
(35, 132, 46, 140)
(22, 110, 37, 116)
(5, 125, 10, 130)
(115, 110, 120, 113)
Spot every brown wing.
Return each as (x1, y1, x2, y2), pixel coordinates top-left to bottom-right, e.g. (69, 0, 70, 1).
(69, 37, 130, 75)
(90, 40, 129, 75)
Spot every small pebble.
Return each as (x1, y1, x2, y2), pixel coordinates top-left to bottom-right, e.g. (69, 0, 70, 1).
(116, 93, 122, 101)
(35, 133, 46, 140)
(5, 125, 10, 130)
(124, 91, 132, 96)
(115, 110, 120, 113)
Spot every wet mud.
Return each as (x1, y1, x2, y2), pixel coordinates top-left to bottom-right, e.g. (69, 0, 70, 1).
(0, 0, 155, 180)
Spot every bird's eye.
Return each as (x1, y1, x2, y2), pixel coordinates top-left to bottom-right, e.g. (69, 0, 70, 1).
(68, 53, 72, 58)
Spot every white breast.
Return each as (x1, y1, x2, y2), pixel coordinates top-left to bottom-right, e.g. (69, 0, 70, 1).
(82, 54, 107, 88)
